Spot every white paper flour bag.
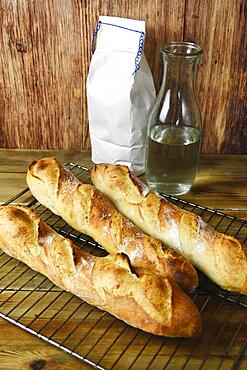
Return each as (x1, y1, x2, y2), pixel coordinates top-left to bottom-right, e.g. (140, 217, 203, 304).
(86, 16, 156, 175)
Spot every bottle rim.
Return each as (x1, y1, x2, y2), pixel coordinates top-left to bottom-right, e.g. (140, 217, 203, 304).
(161, 42, 203, 57)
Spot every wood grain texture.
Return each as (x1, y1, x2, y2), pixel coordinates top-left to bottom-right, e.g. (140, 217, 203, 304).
(0, 319, 91, 370)
(184, 0, 247, 153)
(0, 0, 89, 149)
(0, 1, 246, 153)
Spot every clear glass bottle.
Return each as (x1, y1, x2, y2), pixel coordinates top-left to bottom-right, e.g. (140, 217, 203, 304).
(145, 42, 203, 195)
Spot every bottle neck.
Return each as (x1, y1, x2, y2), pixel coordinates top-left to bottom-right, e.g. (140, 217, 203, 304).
(157, 53, 201, 128)
(162, 54, 199, 92)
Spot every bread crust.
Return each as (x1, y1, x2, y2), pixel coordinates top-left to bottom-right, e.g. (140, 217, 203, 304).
(91, 163, 247, 294)
(0, 205, 201, 337)
(26, 157, 198, 293)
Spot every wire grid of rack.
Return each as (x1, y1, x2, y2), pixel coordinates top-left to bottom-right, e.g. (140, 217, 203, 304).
(0, 162, 246, 369)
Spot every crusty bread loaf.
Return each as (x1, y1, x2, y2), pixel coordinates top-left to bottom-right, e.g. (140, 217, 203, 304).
(26, 157, 198, 293)
(91, 163, 247, 294)
(0, 205, 201, 337)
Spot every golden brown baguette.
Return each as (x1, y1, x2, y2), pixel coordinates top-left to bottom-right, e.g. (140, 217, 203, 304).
(26, 157, 198, 293)
(0, 205, 201, 337)
(91, 163, 247, 294)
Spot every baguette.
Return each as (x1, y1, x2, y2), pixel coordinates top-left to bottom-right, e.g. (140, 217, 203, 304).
(0, 205, 201, 337)
(26, 157, 198, 293)
(91, 163, 247, 294)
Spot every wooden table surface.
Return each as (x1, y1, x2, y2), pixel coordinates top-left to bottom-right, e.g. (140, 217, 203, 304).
(0, 149, 246, 370)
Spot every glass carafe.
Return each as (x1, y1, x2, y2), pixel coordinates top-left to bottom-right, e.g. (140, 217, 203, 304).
(145, 42, 203, 195)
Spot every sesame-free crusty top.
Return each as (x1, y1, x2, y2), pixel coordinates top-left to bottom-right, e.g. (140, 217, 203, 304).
(0, 205, 201, 337)
(26, 157, 198, 293)
(91, 163, 247, 294)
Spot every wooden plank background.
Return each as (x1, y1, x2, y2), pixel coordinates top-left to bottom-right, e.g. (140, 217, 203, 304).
(0, 0, 246, 153)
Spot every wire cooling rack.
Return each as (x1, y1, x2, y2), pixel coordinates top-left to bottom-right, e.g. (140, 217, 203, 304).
(0, 163, 246, 369)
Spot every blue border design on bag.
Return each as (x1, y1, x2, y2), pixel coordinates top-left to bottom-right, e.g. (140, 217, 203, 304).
(91, 21, 102, 54)
(91, 20, 145, 75)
